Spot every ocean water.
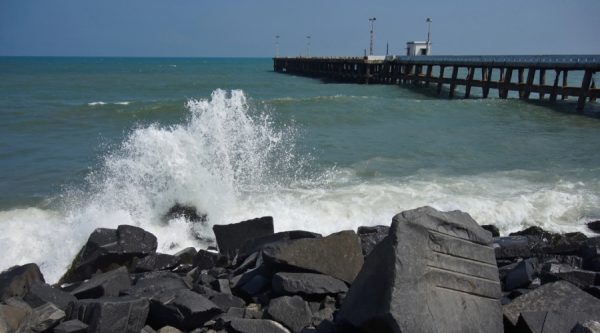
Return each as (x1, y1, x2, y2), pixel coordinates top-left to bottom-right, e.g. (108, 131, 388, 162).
(1, 57, 599, 282)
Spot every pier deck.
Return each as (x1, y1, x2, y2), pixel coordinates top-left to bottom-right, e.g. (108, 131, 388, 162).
(273, 55, 600, 111)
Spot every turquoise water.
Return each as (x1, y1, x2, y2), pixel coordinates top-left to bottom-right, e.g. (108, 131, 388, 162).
(1, 57, 599, 281)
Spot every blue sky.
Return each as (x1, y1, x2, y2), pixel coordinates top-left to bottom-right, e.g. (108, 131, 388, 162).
(1, 0, 599, 57)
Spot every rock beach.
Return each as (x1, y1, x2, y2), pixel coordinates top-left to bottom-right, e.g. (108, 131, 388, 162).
(1, 206, 599, 332)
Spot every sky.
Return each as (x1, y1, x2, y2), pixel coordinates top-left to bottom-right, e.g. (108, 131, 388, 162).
(1, 0, 599, 57)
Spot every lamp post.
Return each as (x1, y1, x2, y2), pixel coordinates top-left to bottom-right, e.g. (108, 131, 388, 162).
(306, 36, 311, 57)
(275, 35, 280, 57)
(426, 17, 432, 55)
(368, 17, 376, 56)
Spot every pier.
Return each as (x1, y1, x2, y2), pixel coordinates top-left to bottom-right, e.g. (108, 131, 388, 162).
(273, 55, 600, 111)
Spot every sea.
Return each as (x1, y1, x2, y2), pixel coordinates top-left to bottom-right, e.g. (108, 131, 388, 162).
(1, 57, 599, 282)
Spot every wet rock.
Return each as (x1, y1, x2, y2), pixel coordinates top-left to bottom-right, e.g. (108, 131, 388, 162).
(503, 281, 600, 326)
(148, 288, 222, 330)
(132, 253, 181, 273)
(213, 217, 274, 258)
(482, 224, 500, 237)
(272, 272, 348, 296)
(262, 230, 363, 284)
(60, 225, 157, 284)
(53, 319, 89, 333)
(70, 266, 131, 299)
(494, 236, 532, 259)
(587, 221, 600, 233)
(30, 302, 65, 332)
(356, 225, 389, 256)
(194, 250, 220, 270)
(510, 227, 588, 254)
(67, 296, 149, 333)
(266, 296, 312, 333)
(24, 282, 77, 311)
(0, 263, 45, 301)
(339, 206, 502, 333)
(209, 293, 246, 312)
(174, 247, 197, 265)
(229, 318, 291, 333)
(240, 231, 322, 257)
(165, 204, 206, 223)
(504, 258, 538, 291)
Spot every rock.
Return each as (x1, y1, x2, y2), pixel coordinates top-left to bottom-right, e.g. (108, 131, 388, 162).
(141, 325, 157, 333)
(209, 293, 246, 312)
(516, 311, 600, 333)
(211, 279, 231, 294)
(339, 206, 503, 333)
(503, 281, 600, 326)
(70, 266, 131, 299)
(165, 204, 207, 223)
(540, 254, 583, 268)
(587, 221, 600, 233)
(174, 247, 197, 265)
(132, 253, 181, 273)
(504, 258, 537, 291)
(0, 298, 32, 333)
(482, 224, 500, 237)
(585, 285, 600, 299)
(272, 272, 348, 296)
(60, 225, 158, 284)
(240, 231, 322, 258)
(126, 271, 190, 298)
(229, 318, 291, 333)
(262, 230, 364, 284)
(67, 296, 149, 333)
(573, 320, 600, 333)
(213, 217, 275, 258)
(30, 302, 65, 332)
(24, 282, 77, 311)
(541, 267, 600, 288)
(157, 326, 184, 333)
(494, 236, 532, 259)
(510, 227, 588, 254)
(0, 263, 45, 301)
(356, 225, 389, 256)
(194, 250, 220, 270)
(266, 296, 312, 333)
(148, 289, 221, 330)
(53, 319, 89, 333)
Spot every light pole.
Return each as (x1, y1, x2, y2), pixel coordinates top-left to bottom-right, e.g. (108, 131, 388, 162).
(306, 36, 311, 57)
(426, 17, 432, 55)
(368, 17, 376, 56)
(275, 35, 280, 57)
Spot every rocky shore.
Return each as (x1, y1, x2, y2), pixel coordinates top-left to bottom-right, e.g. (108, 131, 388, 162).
(1, 206, 600, 333)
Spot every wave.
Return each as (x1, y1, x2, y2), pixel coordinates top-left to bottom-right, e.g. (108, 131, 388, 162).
(88, 101, 131, 106)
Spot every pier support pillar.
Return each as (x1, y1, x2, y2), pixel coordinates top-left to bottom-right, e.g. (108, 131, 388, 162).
(482, 67, 491, 98)
(425, 65, 433, 87)
(523, 68, 536, 100)
(539, 69, 547, 100)
(437, 66, 445, 95)
(465, 67, 475, 98)
(577, 69, 594, 111)
(449, 66, 459, 98)
(500, 68, 513, 99)
(562, 70, 569, 100)
(550, 69, 561, 102)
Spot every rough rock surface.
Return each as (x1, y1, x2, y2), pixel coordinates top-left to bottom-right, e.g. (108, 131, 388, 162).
(67, 296, 149, 333)
(148, 288, 221, 330)
(357, 225, 390, 256)
(272, 272, 348, 296)
(70, 266, 131, 299)
(339, 206, 503, 333)
(230, 318, 291, 333)
(262, 230, 364, 284)
(53, 319, 89, 333)
(213, 217, 274, 257)
(24, 282, 77, 311)
(60, 225, 157, 284)
(503, 281, 600, 326)
(0, 263, 45, 301)
(240, 231, 322, 257)
(267, 296, 312, 333)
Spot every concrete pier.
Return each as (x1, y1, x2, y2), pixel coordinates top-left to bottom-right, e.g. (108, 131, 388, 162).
(273, 55, 600, 111)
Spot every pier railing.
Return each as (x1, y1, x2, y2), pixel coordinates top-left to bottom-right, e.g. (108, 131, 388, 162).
(273, 55, 599, 111)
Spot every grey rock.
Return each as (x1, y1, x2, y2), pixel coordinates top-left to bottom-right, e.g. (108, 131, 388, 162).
(262, 230, 364, 284)
(193, 250, 220, 270)
(517, 311, 600, 333)
(157, 326, 184, 333)
(229, 318, 291, 333)
(267, 296, 312, 333)
(503, 281, 600, 326)
(70, 266, 131, 299)
(209, 293, 246, 312)
(24, 282, 77, 311)
(494, 236, 532, 259)
(211, 279, 231, 294)
(30, 302, 65, 332)
(588, 221, 600, 233)
(573, 320, 600, 333)
(213, 217, 274, 257)
(357, 225, 389, 256)
(482, 224, 500, 237)
(53, 319, 89, 333)
(339, 206, 503, 333)
(240, 231, 321, 258)
(132, 253, 180, 273)
(505, 258, 537, 291)
(0, 263, 45, 301)
(60, 225, 157, 284)
(174, 247, 198, 265)
(149, 288, 222, 330)
(126, 271, 190, 298)
(67, 296, 149, 333)
(0, 298, 32, 333)
(272, 272, 348, 296)
(141, 325, 157, 333)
